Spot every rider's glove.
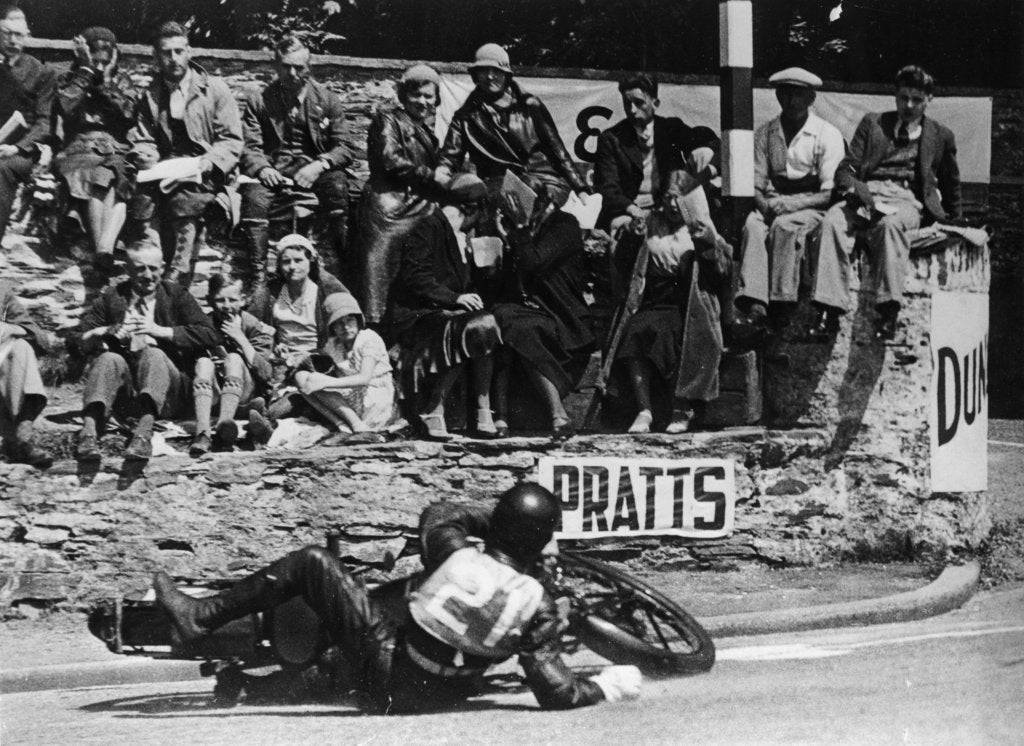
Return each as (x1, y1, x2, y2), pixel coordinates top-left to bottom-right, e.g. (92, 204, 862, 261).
(590, 665, 642, 702)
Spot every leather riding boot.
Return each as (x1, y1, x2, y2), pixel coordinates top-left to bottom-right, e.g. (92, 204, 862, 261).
(154, 567, 286, 646)
(242, 219, 271, 289)
(323, 209, 348, 279)
(165, 219, 198, 287)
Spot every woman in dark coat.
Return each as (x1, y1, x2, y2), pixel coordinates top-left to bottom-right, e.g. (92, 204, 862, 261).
(51, 27, 137, 269)
(491, 182, 594, 440)
(389, 174, 502, 438)
(609, 170, 732, 434)
(358, 64, 443, 328)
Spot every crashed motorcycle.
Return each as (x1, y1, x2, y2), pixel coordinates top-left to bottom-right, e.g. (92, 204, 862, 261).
(88, 535, 714, 705)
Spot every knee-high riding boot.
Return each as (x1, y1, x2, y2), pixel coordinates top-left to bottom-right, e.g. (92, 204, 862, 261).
(242, 219, 271, 289)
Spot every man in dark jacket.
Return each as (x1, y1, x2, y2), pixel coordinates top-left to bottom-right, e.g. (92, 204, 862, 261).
(152, 482, 642, 712)
(437, 43, 587, 204)
(74, 242, 219, 462)
(0, 281, 53, 468)
(127, 21, 243, 287)
(0, 5, 55, 238)
(809, 65, 961, 341)
(239, 35, 351, 285)
(594, 73, 719, 234)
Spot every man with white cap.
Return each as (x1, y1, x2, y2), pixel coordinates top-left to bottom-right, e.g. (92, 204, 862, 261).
(437, 43, 586, 204)
(811, 65, 960, 341)
(734, 66, 845, 335)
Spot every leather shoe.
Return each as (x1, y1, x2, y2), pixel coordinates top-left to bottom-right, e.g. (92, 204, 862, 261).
(75, 432, 101, 462)
(551, 420, 575, 442)
(7, 441, 53, 469)
(875, 303, 900, 342)
(125, 431, 153, 461)
(189, 432, 212, 457)
(493, 419, 510, 439)
(806, 307, 840, 342)
(248, 410, 274, 445)
(213, 420, 239, 451)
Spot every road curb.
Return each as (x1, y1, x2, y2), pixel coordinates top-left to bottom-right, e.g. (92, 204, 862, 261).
(699, 561, 981, 638)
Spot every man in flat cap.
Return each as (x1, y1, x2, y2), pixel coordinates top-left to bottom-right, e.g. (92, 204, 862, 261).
(594, 72, 720, 234)
(437, 43, 587, 205)
(810, 64, 960, 341)
(0, 5, 55, 240)
(734, 66, 845, 335)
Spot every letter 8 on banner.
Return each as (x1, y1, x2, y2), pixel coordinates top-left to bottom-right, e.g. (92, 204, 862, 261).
(539, 457, 737, 539)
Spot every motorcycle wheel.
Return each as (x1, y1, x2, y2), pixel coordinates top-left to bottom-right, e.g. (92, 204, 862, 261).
(553, 551, 715, 676)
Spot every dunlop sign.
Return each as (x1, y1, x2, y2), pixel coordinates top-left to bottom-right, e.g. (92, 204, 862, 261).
(539, 457, 737, 540)
(930, 290, 988, 491)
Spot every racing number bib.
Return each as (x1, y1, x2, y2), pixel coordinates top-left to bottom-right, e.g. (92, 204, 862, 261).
(409, 548, 545, 658)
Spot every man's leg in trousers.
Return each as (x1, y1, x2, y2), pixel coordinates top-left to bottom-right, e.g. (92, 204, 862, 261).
(165, 218, 199, 287)
(81, 352, 132, 434)
(737, 210, 769, 309)
(867, 201, 921, 308)
(155, 547, 388, 682)
(313, 170, 349, 280)
(810, 202, 859, 312)
(0, 339, 48, 446)
(768, 208, 825, 303)
(239, 183, 273, 289)
(0, 154, 35, 237)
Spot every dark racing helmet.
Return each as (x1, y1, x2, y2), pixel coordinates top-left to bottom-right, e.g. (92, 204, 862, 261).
(489, 482, 561, 563)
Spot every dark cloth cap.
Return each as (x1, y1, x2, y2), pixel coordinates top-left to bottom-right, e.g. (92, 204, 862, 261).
(81, 27, 117, 46)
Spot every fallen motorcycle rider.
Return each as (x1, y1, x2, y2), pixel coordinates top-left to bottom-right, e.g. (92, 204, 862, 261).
(152, 482, 642, 712)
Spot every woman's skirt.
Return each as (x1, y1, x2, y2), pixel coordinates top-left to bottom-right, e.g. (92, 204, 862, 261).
(492, 301, 588, 398)
(614, 304, 684, 381)
(53, 131, 133, 203)
(358, 186, 434, 325)
(396, 309, 501, 398)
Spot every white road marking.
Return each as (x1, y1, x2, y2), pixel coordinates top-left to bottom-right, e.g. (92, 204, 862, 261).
(719, 626, 1024, 661)
(989, 440, 1024, 447)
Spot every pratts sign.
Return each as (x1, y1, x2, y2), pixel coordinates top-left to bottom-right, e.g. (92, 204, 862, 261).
(930, 291, 989, 491)
(539, 457, 737, 539)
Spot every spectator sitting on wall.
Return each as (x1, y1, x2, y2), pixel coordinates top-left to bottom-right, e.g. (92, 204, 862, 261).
(389, 173, 502, 440)
(436, 43, 587, 205)
(189, 271, 275, 456)
(0, 5, 55, 240)
(73, 242, 219, 463)
(733, 67, 846, 336)
(238, 34, 351, 288)
(51, 26, 137, 272)
(808, 65, 961, 342)
(606, 170, 733, 435)
(593, 72, 719, 235)
(126, 21, 243, 287)
(0, 280, 55, 469)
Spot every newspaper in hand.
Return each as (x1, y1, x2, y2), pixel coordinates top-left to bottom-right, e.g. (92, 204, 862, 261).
(136, 156, 204, 192)
(0, 111, 27, 145)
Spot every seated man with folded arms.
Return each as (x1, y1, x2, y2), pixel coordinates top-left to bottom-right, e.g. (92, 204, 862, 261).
(734, 67, 845, 334)
(74, 242, 219, 462)
(594, 72, 719, 236)
(126, 21, 242, 287)
(0, 280, 53, 468)
(238, 35, 351, 287)
(810, 64, 961, 341)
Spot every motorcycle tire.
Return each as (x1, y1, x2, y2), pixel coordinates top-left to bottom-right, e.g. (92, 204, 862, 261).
(553, 551, 715, 676)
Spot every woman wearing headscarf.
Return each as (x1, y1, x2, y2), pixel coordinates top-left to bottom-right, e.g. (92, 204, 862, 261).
(51, 26, 137, 270)
(491, 179, 594, 441)
(358, 63, 443, 329)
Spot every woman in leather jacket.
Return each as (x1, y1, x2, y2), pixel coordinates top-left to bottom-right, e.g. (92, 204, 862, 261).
(357, 64, 443, 329)
(438, 43, 587, 204)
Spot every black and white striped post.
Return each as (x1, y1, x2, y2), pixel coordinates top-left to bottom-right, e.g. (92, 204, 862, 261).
(718, 0, 754, 245)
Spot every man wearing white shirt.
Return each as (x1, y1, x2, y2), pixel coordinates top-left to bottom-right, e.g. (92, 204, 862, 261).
(128, 21, 242, 286)
(735, 67, 845, 334)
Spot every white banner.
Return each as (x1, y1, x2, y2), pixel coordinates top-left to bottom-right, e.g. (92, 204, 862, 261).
(437, 75, 993, 183)
(930, 291, 989, 491)
(539, 457, 737, 540)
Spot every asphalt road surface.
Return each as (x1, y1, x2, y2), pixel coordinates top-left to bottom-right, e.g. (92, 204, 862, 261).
(2, 586, 1022, 746)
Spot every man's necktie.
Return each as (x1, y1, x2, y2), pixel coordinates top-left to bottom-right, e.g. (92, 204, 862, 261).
(896, 123, 909, 146)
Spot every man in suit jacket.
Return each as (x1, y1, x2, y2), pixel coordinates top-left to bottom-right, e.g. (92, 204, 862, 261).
(239, 35, 351, 286)
(127, 21, 243, 287)
(810, 65, 961, 340)
(73, 242, 219, 462)
(593, 73, 719, 234)
(0, 6, 55, 238)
